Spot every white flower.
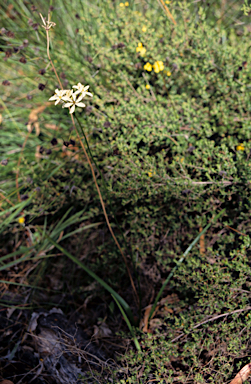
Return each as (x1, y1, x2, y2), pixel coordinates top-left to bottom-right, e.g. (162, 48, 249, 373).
(62, 92, 86, 114)
(49, 89, 68, 105)
(65, 89, 73, 98)
(72, 83, 93, 97)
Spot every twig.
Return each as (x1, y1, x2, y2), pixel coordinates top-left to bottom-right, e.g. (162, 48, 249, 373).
(171, 306, 251, 343)
(225, 225, 247, 236)
(157, 0, 177, 25)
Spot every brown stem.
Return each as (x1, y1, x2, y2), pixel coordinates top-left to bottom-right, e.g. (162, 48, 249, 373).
(45, 29, 63, 90)
(71, 115, 139, 306)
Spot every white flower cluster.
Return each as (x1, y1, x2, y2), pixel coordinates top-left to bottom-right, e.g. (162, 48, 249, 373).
(49, 83, 93, 114)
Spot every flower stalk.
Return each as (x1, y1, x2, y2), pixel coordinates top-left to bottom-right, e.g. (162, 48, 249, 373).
(41, 12, 140, 308)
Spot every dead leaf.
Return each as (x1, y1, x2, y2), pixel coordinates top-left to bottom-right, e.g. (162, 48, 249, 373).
(45, 123, 59, 130)
(27, 102, 50, 135)
(0, 114, 3, 124)
(141, 305, 159, 333)
(199, 226, 205, 255)
(0, 380, 14, 384)
(230, 362, 251, 384)
(159, 293, 179, 306)
(93, 322, 112, 338)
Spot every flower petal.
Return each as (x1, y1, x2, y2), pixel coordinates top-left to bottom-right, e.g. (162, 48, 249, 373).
(49, 95, 57, 101)
(61, 95, 72, 102)
(76, 94, 84, 103)
(76, 102, 86, 108)
(62, 97, 73, 103)
(69, 105, 75, 114)
(62, 102, 73, 108)
(84, 91, 93, 97)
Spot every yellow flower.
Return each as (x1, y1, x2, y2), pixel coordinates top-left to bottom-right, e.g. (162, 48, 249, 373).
(120, 2, 124, 6)
(140, 47, 146, 56)
(136, 42, 146, 56)
(236, 144, 245, 151)
(142, 26, 147, 32)
(148, 172, 153, 177)
(153, 61, 164, 73)
(145, 84, 150, 89)
(125, 1, 129, 5)
(165, 0, 171, 3)
(144, 62, 152, 71)
(166, 71, 171, 76)
(18, 217, 25, 224)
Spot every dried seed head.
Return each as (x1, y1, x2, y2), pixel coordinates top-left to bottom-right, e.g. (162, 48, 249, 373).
(2, 80, 11, 86)
(20, 194, 29, 201)
(39, 146, 44, 154)
(51, 138, 58, 146)
(75, 14, 80, 19)
(23, 39, 29, 47)
(5, 50, 12, 58)
(31, 5, 37, 11)
(64, 141, 70, 147)
(32, 23, 39, 31)
(46, 149, 52, 155)
(6, 31, 15, 38)
(69, 139, 75, 146)
(27, 94, 33, 100)
(1, 159, 8, 166)
(38, 83, 45, 91)
(38, 68, 46, 75)
(104, 121, 111, 128)
(19, 57, 27, 64)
